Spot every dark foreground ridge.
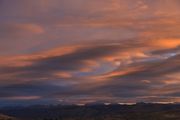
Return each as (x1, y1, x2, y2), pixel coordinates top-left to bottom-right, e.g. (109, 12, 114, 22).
(0, 103, 180, 120)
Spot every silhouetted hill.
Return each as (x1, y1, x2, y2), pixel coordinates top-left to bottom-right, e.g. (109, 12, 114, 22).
(0, 103, 180, 120)
(0, 114, 17, 120)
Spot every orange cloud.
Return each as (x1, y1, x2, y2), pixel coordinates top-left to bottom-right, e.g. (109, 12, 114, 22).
(15, 23, 44, 34)
(1, 23, 44, 37)
(3, 96, 41, 100)
(149, 38, 180, 49)
(54, 72, 72, 78)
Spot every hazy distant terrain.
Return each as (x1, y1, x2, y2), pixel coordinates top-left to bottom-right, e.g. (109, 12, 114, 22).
(0, 103, 180, 120)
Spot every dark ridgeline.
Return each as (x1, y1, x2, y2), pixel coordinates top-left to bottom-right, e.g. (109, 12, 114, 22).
(0, 103, 180, 120)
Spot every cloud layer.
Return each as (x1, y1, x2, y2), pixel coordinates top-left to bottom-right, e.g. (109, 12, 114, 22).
(0, 0, 180, 105)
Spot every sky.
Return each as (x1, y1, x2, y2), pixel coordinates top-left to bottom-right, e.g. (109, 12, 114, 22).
(0, 0, 180, 106)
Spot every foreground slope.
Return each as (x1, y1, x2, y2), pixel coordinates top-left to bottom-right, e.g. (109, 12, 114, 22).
(0, 104, 180, 120)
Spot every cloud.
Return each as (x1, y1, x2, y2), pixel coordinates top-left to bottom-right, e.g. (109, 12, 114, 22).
(0, 38, 179, 104)
(0, 22, 44, 55)
(0, 23, 44, 38)
(109, 54, 179, 80)
(1, 0, 180, 55)
(0, 0, 180, 104)
(0, 44, 120, 79)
